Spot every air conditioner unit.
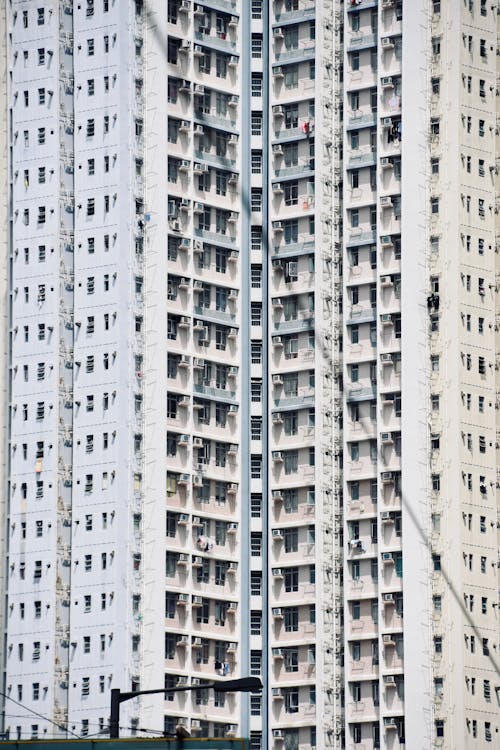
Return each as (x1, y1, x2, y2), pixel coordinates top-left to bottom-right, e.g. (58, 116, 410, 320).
(193, 475, 203, 487)
(383, 593, 394, 602)
(272, 688, 283, 698)
(382, 117, 392, 127)
(193, 357, 204, 368)
(381, 353, 393, 363)
(193, 44, 203, 56)
(272, 528, 284, 539)
(228, 55, 238, 67)
(381, 511, 392, 521)
(180, 238, 190, 249)
(272, 297, 283, 308)
(381, 314, 393, 324)
(178, 434, 190, 446)
(228, 405, 238, 414)
(178, 514, 189, 525)
(273, 221, 283, 232)
(193, 437, 203, 448)
(228, 328, 238, 338)
(191, 719, 201, 729)
(380, 235, 393, 247)
(228, 601, 238, 611)
(177, 635, 189, 646)
(272, 648, 284, 658)
(272, 182, 284, 194)
(170, 219, 181, 232)
(179, 354, 190, 367)
(192, 637, 202, 647)
(272, 336, 283, 347)
(193, 162, 207, 174)
(381, 432, 393, 443)
(384, 717, 397, 728)
(192, 595, 203, 605)
(382, 634, 395, 644)
(381, 37, 394, 48)
(178, 277, 189, 288)
(272, 373, 283, 385)
(272, 489, 283, 501)
(381, 472, 394, 482)
(272, 607, 283, 618)
(228, 521, 238, 532)
(194, 124, 204, 135)
(179, 316, 190, 327)
(273, 105, 284, 116)
(192, 556, 203, 567)
(177, 593, 189, 604)
(273, 27, 284, 38)
(381, 275, 393, 286)
(381, 76, 394, 87)
(194, 84, 205, 94)
(229, 95, 238, 105)
(273, 730, 284, 739)
(272, 451, 283, 461)
(228, 563, 238, 573)
(229, 134, 239, 144)
(272, 568, 284, 578)
(272, 412, 283, 424)
(380, 157, 392, 168)
(273, 143, 283, 155)
(382, 552, 394, 562)
(384, 675, 396, 685)
(272, 259, 283, 270)
(227, 482, 238, 493)
(273, 66, 284, 78)
(179, 80, 191, 92)
(380, 196, 393, 207)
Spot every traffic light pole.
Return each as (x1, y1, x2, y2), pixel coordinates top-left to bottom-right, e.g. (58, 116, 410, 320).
(109, 676, 263, 738)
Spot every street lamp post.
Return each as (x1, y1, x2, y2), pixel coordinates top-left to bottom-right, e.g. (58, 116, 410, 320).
(109, 676, 263, 739)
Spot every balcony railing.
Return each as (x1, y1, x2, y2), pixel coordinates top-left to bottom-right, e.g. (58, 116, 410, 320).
(194, 30, 236, 53)
(274, 0, 316, 24)
(275, 42, 315, 64)
(275, 158, 314, 179)
(194, 227, 236, 248)
(194, 149, 236, 170)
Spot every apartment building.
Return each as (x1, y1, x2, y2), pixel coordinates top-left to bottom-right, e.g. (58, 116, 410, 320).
(1, 1, 499, 750)
(342, 0, 499, 748)
(2, 0, 145, 739)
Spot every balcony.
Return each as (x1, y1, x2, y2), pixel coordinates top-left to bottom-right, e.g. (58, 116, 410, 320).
(203, 0, 237, 12)
(275, 42, 316, 64)
(273, 124, 313, 144)
(347, 0, 379, 11)
(347, 112, 377, 131)
(346, 305, 377, 325)
(273, 391, 315, 411)
(194, 149, 236, 170)
(273, 315, 315, 335)
(193, 383, 237, 404)
(347, 386, 377, 402)
(275, 158, 315, 180)
(194, 108, 237, 133)
(193, 305, 236, 325)
(347, 33, 377, 51)
(274, 0, 316, 24)
(194, 227, 236, 249)
(346, 229, 377, 248)
(273, 239, 315, 259)
(347, 150, 377, 170)
(194, 30, 237, 53)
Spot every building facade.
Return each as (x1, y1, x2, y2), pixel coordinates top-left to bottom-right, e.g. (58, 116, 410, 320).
(1, 1, 499, 750)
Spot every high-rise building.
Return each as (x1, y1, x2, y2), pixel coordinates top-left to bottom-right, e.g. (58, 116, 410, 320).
(1, 1, 499, 750)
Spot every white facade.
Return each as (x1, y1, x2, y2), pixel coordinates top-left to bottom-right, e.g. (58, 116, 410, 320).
(1, 1, 499, 750)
